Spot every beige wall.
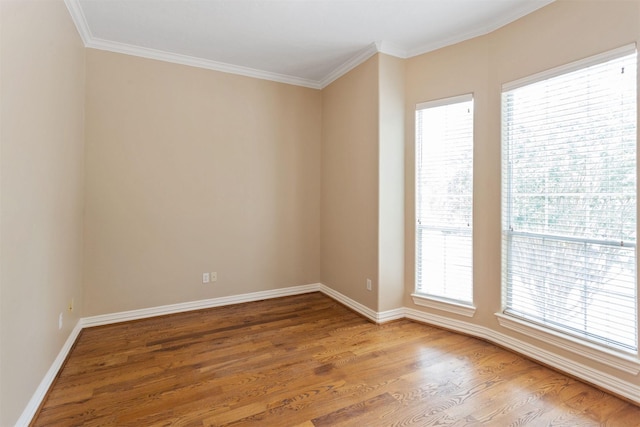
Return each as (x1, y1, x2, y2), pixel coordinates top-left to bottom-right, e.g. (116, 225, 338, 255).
(83, 50, 322, 316)
(0, 1, 85, 425)
(320, 53, 405, 313)
(405, 0, 640, 386)
(3, 0, 640, 423)
(405, 34, 493, 321)
(378, 54, 405, 312)
(321, 56, 380, 310)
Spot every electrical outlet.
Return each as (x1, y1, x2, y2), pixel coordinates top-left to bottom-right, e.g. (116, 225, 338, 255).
(58, 312, 63, 330)
(211, 272, 217, 282)
(366, 278, 372, 291)
(203, 272, 210, 283)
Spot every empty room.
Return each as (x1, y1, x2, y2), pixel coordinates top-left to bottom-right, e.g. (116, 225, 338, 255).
(1, 0, 639, 425)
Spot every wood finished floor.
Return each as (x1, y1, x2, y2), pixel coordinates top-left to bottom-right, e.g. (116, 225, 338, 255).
(32, 292, 640, 426)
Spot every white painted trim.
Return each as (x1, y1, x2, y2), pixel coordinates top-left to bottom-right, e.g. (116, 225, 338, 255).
(377, 308, 406, 323)
(416, 93, 474, 111)
(377, 41, 408, 59)
(63, 0, 321, 89)
(318, 42, 380, 89)
(495, 313, 640, 375)
(317, 284, 379, 322)
(72, 32, 383, 91)
(86, 38, 322, 89)
(20, 284, 322, 426)
(64, 0, 555, 90)
(411, 293, 476, 318)
(15, 320, 84, 427)
(483, 328, 640, 406)
(82, 283, 322, 327)
(19, 283, 640, 426)
(404, 308, 640, 405)
(405, 307, 485, 337)
(317, 285, 404, 323)
(63, 0, 91, 45)
(405, 0, 555, 59)
(502, 43, 636, 92)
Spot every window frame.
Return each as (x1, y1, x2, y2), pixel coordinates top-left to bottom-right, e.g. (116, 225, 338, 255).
(413, 93, 475, 315)
(499, 44, 639, 356)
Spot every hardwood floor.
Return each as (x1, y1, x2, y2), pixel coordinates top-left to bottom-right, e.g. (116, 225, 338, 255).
(32, 293, 639, 426)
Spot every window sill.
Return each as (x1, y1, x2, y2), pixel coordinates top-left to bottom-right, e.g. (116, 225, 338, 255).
(495, 312, 640, 375)
(411, 294, 476, 318)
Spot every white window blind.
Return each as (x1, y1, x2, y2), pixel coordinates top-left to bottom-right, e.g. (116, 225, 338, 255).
(416, 94, 473, 304)
(501, 46, 638, 352)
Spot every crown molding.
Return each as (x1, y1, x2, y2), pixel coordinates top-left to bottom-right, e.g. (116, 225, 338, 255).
(64, 0, 555, 89)
(318, 42, 381, 88)
(64, 0, 91, 45)
(86, 38, 322, 89)
(63, 0, 387, 93)
(316, 40, 412, 88)
(62, 0, 405, 89)
(376, 40, 408, 59)
(63, 0, 322, 89)
(406, 0, 555, 58)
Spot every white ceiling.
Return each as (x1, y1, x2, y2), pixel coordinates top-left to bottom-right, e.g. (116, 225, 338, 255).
(66, 0, 554, 89)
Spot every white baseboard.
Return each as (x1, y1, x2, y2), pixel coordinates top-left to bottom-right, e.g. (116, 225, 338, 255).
(19, 283, 323, 426)
(377, 308, 406, 323)
(494, 312, 640, 375)
(404, 307, 640, 405)
(317, 284, 379, 322)
(81, 283, 322, 327)
(16, 320, 84, 427)
(316, 284, 405, 323)
(19, 282, 639, 426)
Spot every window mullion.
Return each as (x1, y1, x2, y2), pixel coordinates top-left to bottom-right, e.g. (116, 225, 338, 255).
(501, 48, 637, 353)
(415, 95, 474, 305)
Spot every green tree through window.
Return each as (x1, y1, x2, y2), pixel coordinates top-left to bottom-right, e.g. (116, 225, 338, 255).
(502, 47, 637, 352)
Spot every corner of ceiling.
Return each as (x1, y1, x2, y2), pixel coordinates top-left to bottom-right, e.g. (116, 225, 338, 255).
(64, 0, 91, 45)
(89, 37, 324, 89)
(406, 0, 557, 58)
(319, 42, 383, 89)
(63, 0, 557, 91)
(376, 41, 409, 59)
(63, 0, 404, 91)
(64, 0, 323, 89)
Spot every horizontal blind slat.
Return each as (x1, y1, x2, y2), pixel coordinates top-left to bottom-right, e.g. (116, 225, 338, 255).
(501, 49, 638, 353)
(416, 95, 473, 304)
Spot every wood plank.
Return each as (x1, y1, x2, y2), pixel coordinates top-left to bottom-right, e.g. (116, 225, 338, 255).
(31, 292, 640, 426)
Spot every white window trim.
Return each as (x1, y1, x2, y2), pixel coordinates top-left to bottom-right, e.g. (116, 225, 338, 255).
(495, 312, 640, 375)
(416, 93, 473, 111)
(411, 293, 476, 318)
(500, 45, 638, 355)
(415, 93, 475, 307)
(502, 43, 636, 92)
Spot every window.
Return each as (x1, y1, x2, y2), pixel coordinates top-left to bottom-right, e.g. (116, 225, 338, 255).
(415, 94, 474, 304)
(501, 46, 637, 353)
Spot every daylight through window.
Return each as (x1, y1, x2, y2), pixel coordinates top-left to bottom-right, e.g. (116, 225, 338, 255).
(501, 46, 638, 352)
(416, 94, 474, 304)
